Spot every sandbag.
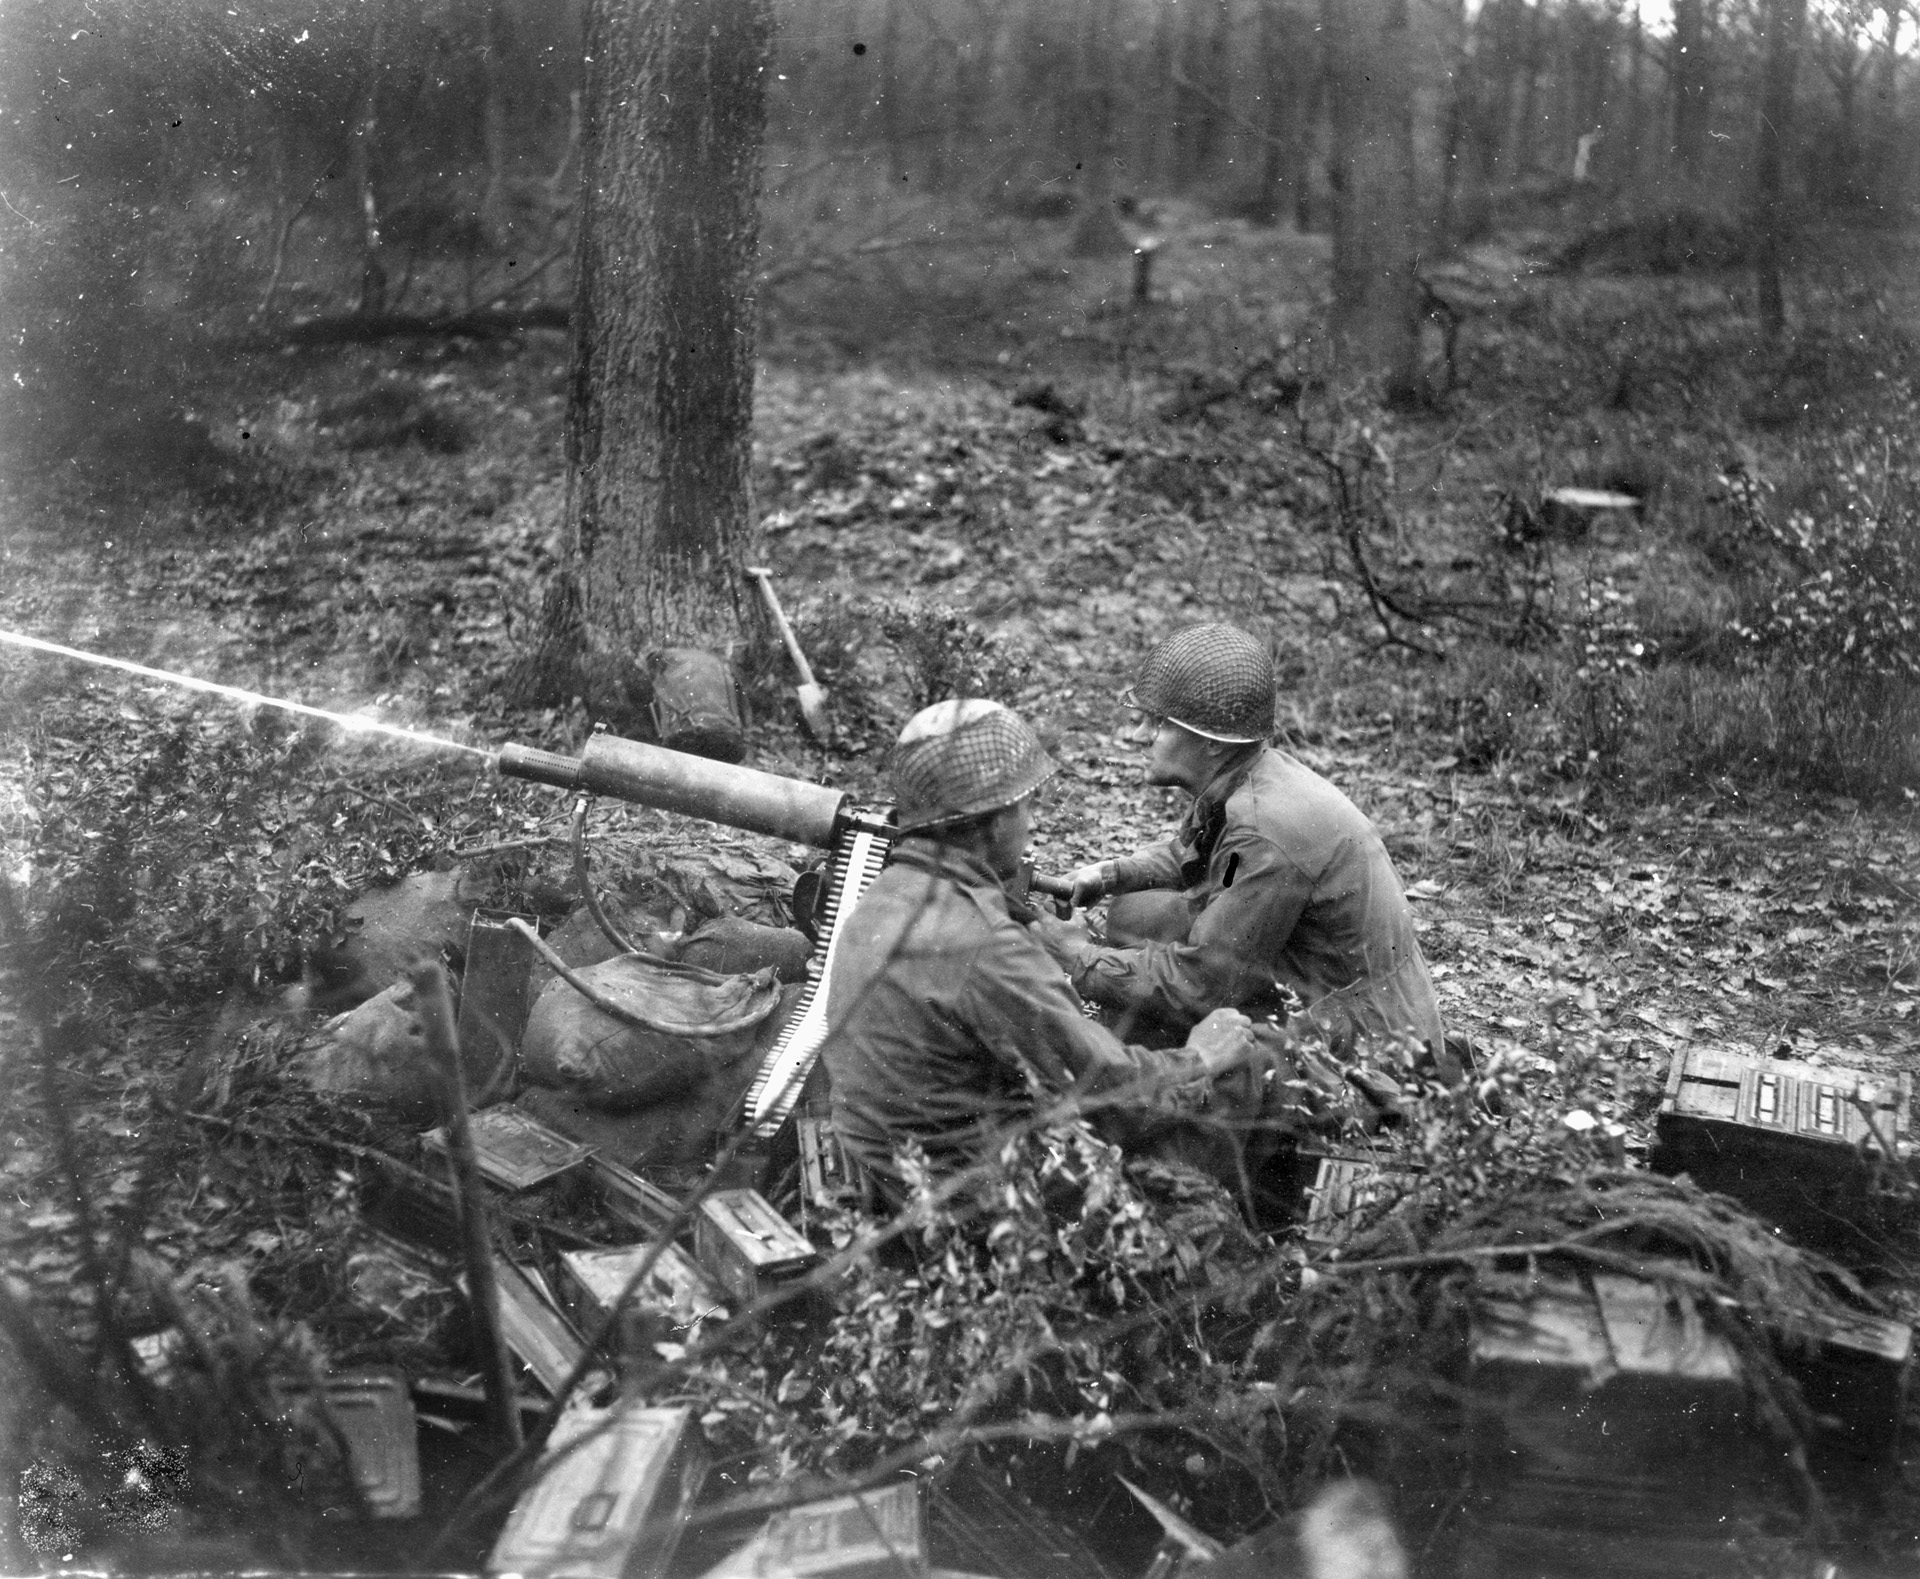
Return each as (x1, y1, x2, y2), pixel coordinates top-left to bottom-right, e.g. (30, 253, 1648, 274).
(648, 647, 746, 763)
(674, 915, 813, 983)
(520, 954, 782, 1110)
(291, 979, 504, 1121)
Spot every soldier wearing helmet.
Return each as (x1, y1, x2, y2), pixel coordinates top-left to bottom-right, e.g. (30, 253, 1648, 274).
(823, 697, 1256, 1201)
(1035, 624, 1450, 1070)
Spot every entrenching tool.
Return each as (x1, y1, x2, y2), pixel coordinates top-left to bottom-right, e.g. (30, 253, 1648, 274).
(744, 565, 829, 740)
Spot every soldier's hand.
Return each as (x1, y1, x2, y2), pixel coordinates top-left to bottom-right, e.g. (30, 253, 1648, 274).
(1029, 912, 1092, 968)
(1066, 862, 1113, 908)
(1185, 1007, 1255, 1074)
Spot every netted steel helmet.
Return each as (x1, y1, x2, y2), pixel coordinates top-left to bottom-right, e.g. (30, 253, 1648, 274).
(890, 699, 1057, 833)
(1122, 623, 1275, 743)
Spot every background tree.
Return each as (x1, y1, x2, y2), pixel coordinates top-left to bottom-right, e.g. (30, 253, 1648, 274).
(1754, 0, 1810, 339)
(510, 0, 772, 706)
(1671, 0, 1715, 179)
(1322, 0, 1424, 404)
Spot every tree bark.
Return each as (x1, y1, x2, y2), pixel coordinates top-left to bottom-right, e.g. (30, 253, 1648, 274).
(479, 0, 512, 246)
(1070, 0, 1127, 254)
(879, 0, 906, 183)
(1323, 0, 1424, 405)
(1436, 0, 1471, 242)
(511, 0, 771, 706)
(1753, 0, 1808, 341)
(351, 10, 387, 316)
(1671, 0, 1711, 180)
(1253, 0, 1309, 227)
(1512, 0, 1546, 176)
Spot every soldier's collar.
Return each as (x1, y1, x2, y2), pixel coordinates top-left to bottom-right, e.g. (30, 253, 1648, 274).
(891, 836, 1006, 891)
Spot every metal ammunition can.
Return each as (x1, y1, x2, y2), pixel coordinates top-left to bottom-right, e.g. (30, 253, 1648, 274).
(485, 1402, 703, 1579)
(271, 1368, 422, 1520)
(425, 1103, 597, 1191)
(694, 1188, 816, 1306)
(560, 1242, 730, 1340)
(698, 1481, 924, 1579)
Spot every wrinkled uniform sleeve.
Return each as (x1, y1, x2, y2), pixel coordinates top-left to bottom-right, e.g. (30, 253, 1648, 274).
(963, 919, 1204, 1101)
(1109, 838, 1186, 895)
(1066, 822, 1304, 1032)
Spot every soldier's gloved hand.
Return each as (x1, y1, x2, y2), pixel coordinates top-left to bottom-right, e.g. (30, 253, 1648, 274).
(1185, 1007, 1255, 1074)
(1029, 912, 1093, 969)
(1065, 861, 1114, 908)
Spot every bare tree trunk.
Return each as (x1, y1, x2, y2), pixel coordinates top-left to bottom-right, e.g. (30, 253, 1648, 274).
(1512, 0, 1546, 176)
(510, 0, 770, 705)
(1294, 47, 1324, 230)
(351, 11, 387, 315)
(1145, 0, 1180, 187)
(479, 0, 511, 245)
(1254, 0, 1287, 224)
(879, 0, 906, 183)
(1173, 0, 1212, 184)
(1623, 3, 1644, 184)
(1753, 0, 1808, 340)
(1070, 0, 1127, 253)
(1189, 0, 1233, 182)
(1323, 0, 1424, 404)
(1671, 0, 1711, 180)
(1437, 0, 1472, 241)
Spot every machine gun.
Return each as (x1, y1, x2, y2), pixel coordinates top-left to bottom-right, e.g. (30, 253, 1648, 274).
(496, 733, 896, 1146)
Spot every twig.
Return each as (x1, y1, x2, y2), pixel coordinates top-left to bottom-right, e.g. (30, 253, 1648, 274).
(451, 834, 568, 858)
(408, 958, 522, 1450)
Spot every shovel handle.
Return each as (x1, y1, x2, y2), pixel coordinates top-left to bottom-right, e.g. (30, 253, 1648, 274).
(744, 566, 819, 688)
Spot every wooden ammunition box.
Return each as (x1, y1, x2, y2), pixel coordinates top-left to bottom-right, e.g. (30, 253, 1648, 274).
(560, 1242, 730, 1340)
(270, 1368, 422, 1520)
(1652, 1049, 1911, 1256)
(590, 1157, 685, 1236)
(486, 1254, 588, 1395)
(1465, 1266, 1801, 1576)
(425, 1103, 597, 1192)
(1299, 1151, 1417, 1248)
(1782, 1303, 1913, 1464)
(694, 1188, 817, 1306)
(485, 1402, 703, 1579)
(700, 1481, 924, 1579)
(1657, 1048, 1909, 1158)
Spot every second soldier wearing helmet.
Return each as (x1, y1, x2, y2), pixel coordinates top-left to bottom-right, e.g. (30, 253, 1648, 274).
(822, 698, 1256, 1202)
(1034, 624, 1452, 1073)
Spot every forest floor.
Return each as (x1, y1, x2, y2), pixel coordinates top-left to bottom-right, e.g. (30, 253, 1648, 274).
(1, 198, 1919, 1569)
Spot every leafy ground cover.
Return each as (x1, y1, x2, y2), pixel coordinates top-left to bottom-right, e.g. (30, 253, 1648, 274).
(1, 202, 1918, 1567)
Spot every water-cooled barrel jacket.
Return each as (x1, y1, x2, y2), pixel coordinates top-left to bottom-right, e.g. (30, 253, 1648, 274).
(822, 838, 1202, 1194)
(1063, 746, 1445, 1050)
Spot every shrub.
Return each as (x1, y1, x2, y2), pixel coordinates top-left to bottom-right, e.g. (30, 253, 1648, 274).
(873, 595, 1034, 710)
(1718, 445, 1920, 796)
(1566, 573, 1656, 777)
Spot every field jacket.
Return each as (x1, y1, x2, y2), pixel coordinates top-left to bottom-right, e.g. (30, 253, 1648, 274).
(1060, 747, 1445, 1050)
(822, 839, 1203, 1195)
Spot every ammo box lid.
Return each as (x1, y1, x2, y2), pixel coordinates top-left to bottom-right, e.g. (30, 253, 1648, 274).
(1658, 1048, 1909, 1155)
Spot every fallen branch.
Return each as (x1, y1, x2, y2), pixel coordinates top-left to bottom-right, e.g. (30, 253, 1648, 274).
(278, 304, 568, 346)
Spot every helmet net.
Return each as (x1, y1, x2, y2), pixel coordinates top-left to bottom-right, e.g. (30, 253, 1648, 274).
(890, 699, 1057, 832)
(1123, 623, 1275, 742)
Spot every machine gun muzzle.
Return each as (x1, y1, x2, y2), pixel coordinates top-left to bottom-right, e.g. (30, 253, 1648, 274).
(495, 734, 857, 848)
